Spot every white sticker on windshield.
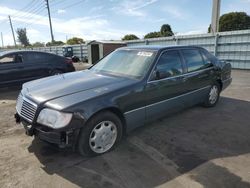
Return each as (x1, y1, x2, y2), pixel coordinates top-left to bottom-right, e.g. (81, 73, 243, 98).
(137, 51, 153, 57)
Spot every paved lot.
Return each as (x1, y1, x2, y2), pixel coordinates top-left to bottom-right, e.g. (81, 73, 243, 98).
(0, 69, 250, 188)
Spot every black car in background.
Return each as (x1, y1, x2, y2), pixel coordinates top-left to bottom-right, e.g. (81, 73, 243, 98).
(15, 46, 232, 156)
(0, 50, 75, 87)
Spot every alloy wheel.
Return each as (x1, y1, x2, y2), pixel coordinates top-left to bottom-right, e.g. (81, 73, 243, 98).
(89, 121, 117, 153)
(209, 85, 219, 104)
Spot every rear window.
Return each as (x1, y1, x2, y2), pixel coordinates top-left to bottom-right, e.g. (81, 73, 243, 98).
(181, 49, 205, 72)
(156, 50, 183, 78)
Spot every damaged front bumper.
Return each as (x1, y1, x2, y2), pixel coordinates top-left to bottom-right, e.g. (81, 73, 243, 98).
(15, 113, 82, 148)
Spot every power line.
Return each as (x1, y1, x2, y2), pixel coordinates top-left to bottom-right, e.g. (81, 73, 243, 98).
(12, 2, 45, 20)
(8, 1, 45, 30)
(14, 6, 46, 24)
(17, 0, 37, 12)
(14, 8, 47, 29)
(10, 0, 41, 18)
(10, 3, 47, 30)
(52, 0, 85, 10)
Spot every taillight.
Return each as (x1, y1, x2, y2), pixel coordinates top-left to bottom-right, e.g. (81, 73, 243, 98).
(65, 58, 73, 64)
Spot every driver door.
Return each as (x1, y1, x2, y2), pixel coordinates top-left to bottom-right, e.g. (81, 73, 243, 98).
(0, 53, 24, 86)
(145, 50, 188, 122)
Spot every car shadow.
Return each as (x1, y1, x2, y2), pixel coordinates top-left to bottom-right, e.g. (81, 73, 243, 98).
(27, 97, 250, 188)
(0, 86, 20, 101)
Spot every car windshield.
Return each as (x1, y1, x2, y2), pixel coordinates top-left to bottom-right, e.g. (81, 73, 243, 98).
(90, 49, 157, 79)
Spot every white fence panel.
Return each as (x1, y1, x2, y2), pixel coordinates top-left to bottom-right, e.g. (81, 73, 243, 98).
(126, 29, 250, 69)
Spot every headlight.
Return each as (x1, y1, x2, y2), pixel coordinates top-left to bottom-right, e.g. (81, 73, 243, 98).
(37, 108, 72, 129)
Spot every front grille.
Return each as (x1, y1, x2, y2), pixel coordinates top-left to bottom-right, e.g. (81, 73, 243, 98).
(16, 93, 38, 123)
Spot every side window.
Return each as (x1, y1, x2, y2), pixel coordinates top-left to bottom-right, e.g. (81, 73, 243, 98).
(155, 50, 183, 79)
(0, 55, 15, 64)
(200, 50, 213, 67)
(182, 49, 205, 72)
(25, 53, 49, 63)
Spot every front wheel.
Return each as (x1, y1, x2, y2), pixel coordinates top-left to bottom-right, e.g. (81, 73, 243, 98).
(77, 111, 123, 157)
(203, 83, 220, 107)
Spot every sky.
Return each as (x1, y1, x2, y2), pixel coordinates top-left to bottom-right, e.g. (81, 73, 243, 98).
(0, 0, 250, 46)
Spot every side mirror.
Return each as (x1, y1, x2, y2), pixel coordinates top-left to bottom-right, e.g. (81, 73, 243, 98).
(155, 69, 170, 80)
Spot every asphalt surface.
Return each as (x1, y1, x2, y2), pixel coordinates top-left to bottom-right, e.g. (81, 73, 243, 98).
(0, 68, 250, 188)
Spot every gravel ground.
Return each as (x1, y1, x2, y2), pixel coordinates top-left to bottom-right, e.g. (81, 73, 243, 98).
(0, 69, 250, 188)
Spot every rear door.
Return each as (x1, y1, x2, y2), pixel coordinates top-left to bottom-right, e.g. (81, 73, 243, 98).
(180, 48, 215, 105)
(0, 53, 25, 86)
(21, 52, 52, 80)
(145, 50, 188, 122)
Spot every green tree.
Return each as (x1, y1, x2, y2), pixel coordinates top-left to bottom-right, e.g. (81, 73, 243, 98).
(32, 42, 45, 47)
(46, 40, 65, 46)
(144, 31, 162, 39)
(219, 12, 250, 32)
(208, 24, 212, 33)
(160, 24, 174, 37)
(122, 34, 139, 41)
(208, 12, 250, 32)
(66, 37, 84, 45)
(16, 28, 30, 47)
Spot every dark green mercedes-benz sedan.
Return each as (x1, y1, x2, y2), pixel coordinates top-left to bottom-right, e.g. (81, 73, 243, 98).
(15, 46, 232, 156)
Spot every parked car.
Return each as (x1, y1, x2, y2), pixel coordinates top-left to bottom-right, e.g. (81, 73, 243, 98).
(0, 50, 75, 87)
(15, 46, 232, 156)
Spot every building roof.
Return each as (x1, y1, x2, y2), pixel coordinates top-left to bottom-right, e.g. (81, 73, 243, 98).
(87, 40, 126, 45)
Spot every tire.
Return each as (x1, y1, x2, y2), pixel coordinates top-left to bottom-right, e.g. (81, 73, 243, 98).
(203, 82, 221, 107)
(50, 70, 63, 76)
(77, 111, 123, 157)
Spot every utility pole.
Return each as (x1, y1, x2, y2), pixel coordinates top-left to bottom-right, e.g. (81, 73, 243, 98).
(45, 0, 55, 42)
(8, 15, 17, 47)
(211, 0, 221, 34)
(1, 32, 4, 47)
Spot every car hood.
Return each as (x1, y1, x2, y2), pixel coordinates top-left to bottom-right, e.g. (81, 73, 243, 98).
(22, 70, 129, 104)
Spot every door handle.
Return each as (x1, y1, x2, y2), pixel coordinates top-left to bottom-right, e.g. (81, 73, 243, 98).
(198, 74, 208, 79)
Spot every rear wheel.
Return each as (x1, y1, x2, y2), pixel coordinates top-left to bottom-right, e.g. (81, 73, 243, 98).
(77, 111, 123, 157)
(203, 83, 220, 107)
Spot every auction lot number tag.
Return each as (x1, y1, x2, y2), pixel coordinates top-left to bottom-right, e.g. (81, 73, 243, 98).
(137, 51, 153, 57)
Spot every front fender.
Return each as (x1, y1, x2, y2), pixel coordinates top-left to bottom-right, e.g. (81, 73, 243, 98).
(66, 95, 122, 122)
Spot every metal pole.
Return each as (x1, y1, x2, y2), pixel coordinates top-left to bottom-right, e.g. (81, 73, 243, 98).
(8, 15, 17, 47)
(214, 34, 219, 56)
(45, 0, 55, 42)
(80, 44, 83, 61)
(211, 0, 221, 34)
(1, 32, 4, 47)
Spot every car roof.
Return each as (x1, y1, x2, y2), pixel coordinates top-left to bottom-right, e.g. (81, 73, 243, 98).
(120, 45, 204, 52)
(0, 50, 58, 56)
